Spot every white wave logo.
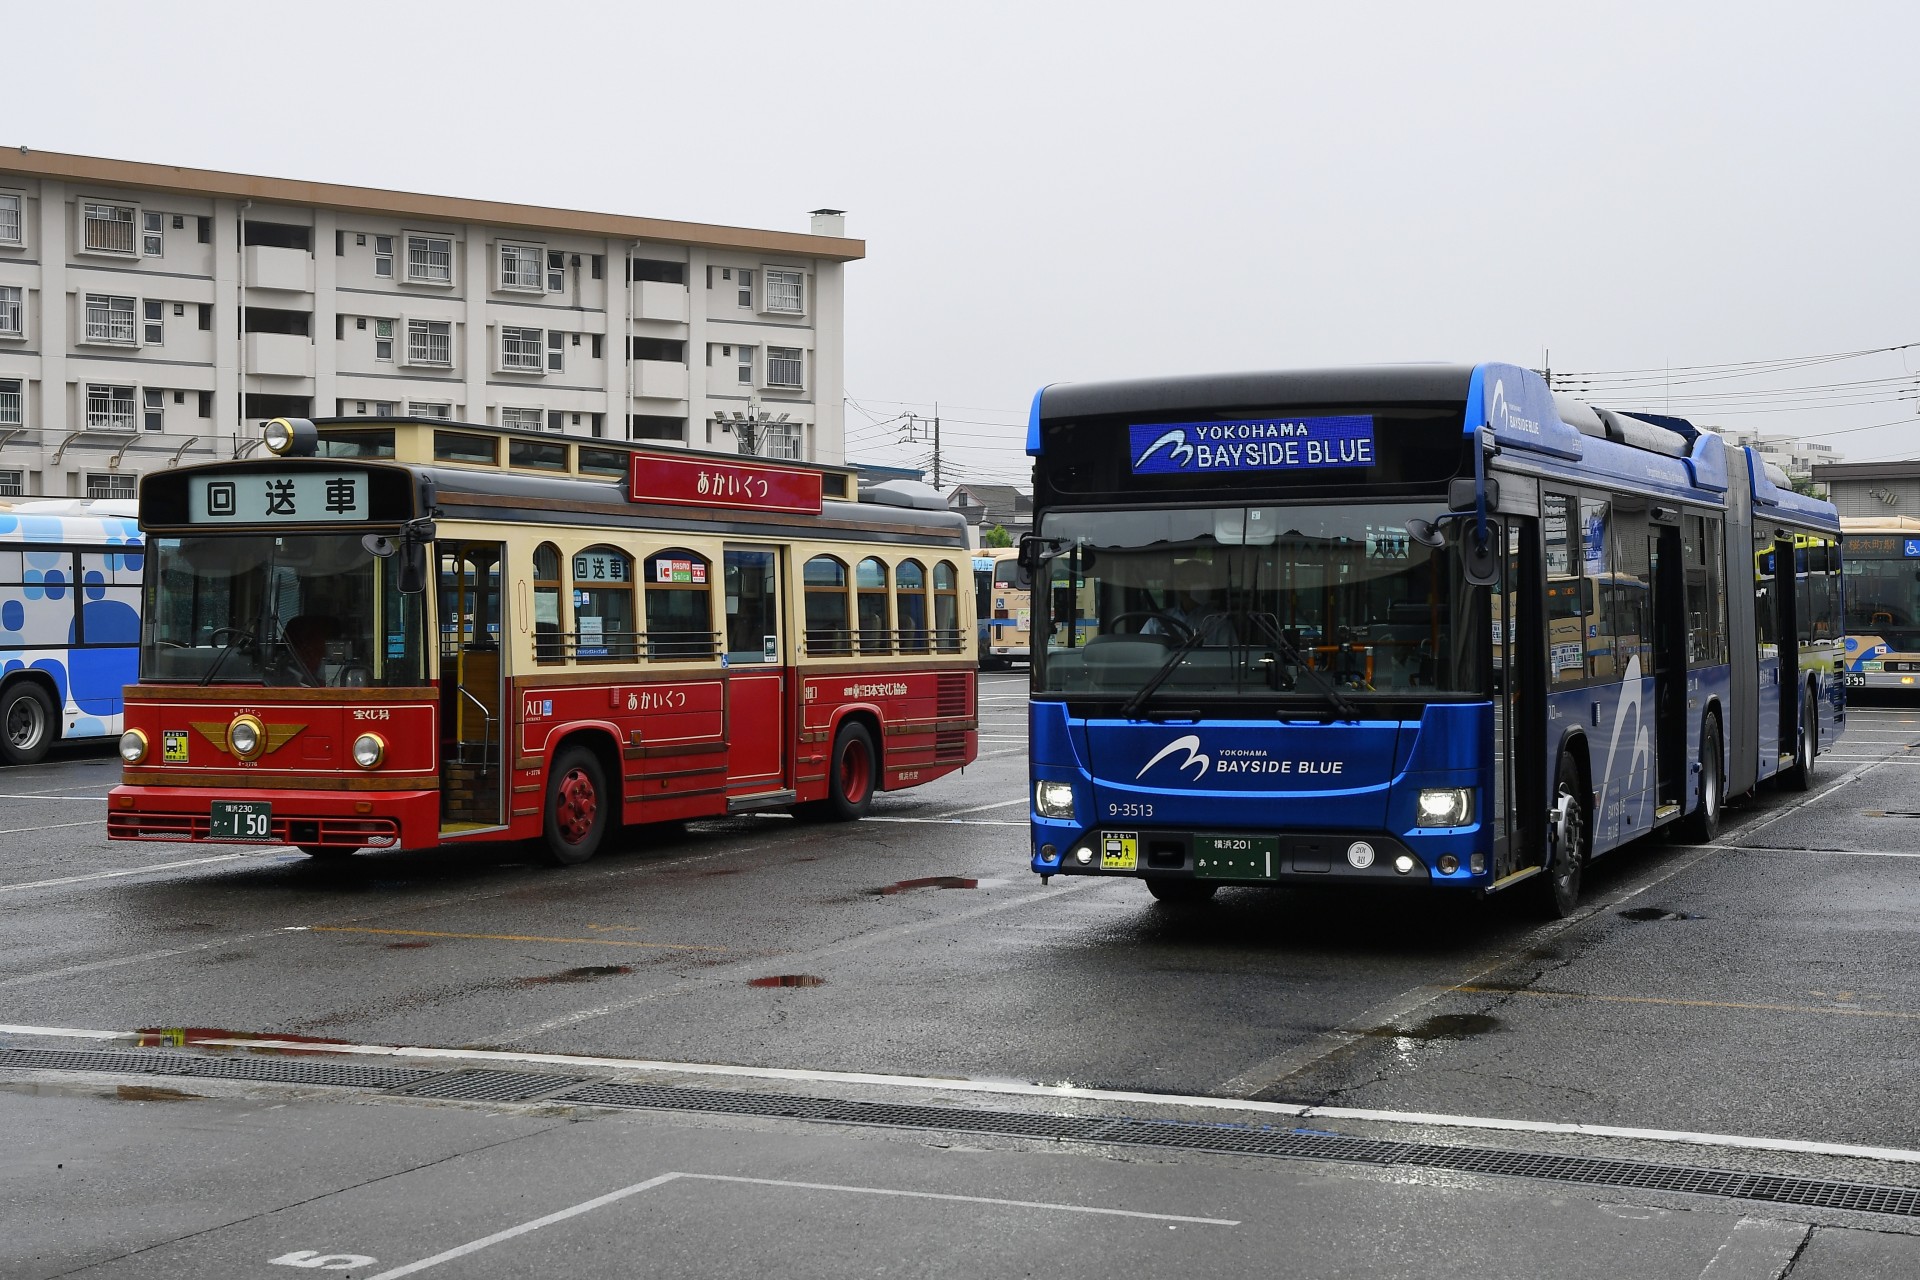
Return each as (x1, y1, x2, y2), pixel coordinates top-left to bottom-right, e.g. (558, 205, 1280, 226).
(1136, 734, 1211, 781)
(1488, 376, 1540, 435)
(1134, 428, 1196, 470)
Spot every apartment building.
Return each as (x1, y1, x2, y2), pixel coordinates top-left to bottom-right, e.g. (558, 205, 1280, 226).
(1718, 427, 1841, 483)
(0, 149, 861, 499)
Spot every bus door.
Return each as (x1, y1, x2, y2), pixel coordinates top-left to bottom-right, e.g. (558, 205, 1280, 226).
(1649, 524, 1686, 812)
(1772, 538, 1800, 763)
(723, 546, 788, 802)
(438, 541, 505, 831)
(1496, 519, 1549, 878)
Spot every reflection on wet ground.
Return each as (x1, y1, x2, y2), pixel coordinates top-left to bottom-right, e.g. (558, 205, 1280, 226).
(517, 966, 633, 986)
(869, 876, 978, 895)
(749, 974, 826, 988)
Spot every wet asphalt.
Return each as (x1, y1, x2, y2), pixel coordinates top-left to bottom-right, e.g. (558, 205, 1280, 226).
(4, 672, 1920, 1277)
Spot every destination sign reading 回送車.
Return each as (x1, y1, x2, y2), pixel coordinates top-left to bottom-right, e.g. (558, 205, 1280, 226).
(188, 473, 367, 523)
(1128, 416, 1376, 476)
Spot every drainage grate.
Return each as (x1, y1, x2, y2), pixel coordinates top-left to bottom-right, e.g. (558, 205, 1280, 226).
(401, 1070, 586, 1103)
(7, 1045, 1920, 1219)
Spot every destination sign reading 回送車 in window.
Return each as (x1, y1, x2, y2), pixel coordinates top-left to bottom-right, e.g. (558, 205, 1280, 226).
(1128, 416, 1376, 476)
(188, 473, 368, 522)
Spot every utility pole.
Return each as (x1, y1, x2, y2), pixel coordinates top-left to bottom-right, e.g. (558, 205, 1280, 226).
(903, 404, 942, 487)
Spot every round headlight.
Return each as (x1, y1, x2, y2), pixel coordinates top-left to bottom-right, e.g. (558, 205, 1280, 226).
(352, 733, 385, 769)
(118, 729, 148, 764)
(262, 417, 294, 455)
(227, 714, 263, 759)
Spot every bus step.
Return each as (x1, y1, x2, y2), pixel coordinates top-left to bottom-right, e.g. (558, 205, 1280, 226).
(1655, 804, 1681, 822)
(727, 789, 798, 814)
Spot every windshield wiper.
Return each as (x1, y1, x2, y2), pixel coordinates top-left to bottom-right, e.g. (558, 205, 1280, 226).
(1119, 621, 1213, 720)
(1241, 611, 1361, 722)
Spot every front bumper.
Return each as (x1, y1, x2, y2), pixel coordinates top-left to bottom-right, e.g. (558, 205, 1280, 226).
(107, 785, 440, 850)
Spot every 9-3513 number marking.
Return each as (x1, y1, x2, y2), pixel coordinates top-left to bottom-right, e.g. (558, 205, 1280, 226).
(1106, 802, 1153, 818)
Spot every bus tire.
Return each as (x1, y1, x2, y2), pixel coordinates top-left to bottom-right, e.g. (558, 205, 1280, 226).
(1147, 878, 1218, 904)
(820, 721, 877, 822)
(542, 745, 609, 866)
(1679, 716, 1723, 844)
(0, 682, 56, 766)
(1535, 748, 1588, 919)
(1786, 687, 1816, 792)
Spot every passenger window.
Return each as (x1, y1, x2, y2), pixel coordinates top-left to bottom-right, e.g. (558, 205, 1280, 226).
(643, 548, 714, 659)
(857, 557, 891, 654)
(933, 561, 962, 653)
(804, 555, 851, 656)
(896, 560, 928, 654)
(572, 545, 635, 659)
(533, 542, 564, 662)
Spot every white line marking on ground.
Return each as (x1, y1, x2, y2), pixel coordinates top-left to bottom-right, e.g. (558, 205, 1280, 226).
(863, 817, 1026, 827)
(0, 793, 115, 801)
(0, 820, 106, 835)
(924, 798, 1029, 819)
(1695, 1217, 1811, 1280)
(7, 1022, 1919, 1166)
(363, 1174, 684, 1279)
(0, 849, 278, 893)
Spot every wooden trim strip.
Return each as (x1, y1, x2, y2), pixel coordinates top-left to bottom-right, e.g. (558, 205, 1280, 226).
(626, 763, 729, 782)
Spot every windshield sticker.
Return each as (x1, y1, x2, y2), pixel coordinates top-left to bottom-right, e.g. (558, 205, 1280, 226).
(1129, 416, 1374, 476)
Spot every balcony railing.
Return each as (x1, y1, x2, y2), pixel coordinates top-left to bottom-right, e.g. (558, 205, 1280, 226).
(0, 387, 20, 428)
(83, 205, 135, 254)
(85, 303, 136, 345)
(86, 393, 136, 433)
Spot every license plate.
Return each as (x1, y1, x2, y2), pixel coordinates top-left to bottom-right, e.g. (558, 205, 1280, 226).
(210, 799, 271, 840)
(1194, 834, 1279, 879)
(1845, 672, 1867, 688)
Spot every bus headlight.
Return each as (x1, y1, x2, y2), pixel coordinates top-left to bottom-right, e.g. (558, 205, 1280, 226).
(1034, 780, 1076, 819)
(262, 416, 317, 457)
(1416, 788, 1473, 827)
(227, 714, 265, 760)
(352, 733, 386, 769)
(118, 729, 148, 764)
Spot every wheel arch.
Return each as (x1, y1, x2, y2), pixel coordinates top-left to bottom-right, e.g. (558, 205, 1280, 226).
(827, 706, 885, 785)
(546, 723, 624, 807)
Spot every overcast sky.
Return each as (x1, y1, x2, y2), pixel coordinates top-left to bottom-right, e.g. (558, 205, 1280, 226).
(14, 2, 1918, 484)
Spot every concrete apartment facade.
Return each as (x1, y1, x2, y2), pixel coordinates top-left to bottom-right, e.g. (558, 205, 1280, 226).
(0, 149, 861, 500)
(1719, 427, 1840, 484)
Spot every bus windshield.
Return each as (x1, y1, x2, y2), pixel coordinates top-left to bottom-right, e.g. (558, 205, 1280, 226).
(141, 533, 428, 687)
(1034, 502, 1484, 699)
(1844, 552, 1920, 651)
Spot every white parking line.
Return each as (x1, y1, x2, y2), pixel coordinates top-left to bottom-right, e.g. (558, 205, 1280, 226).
(0, 849, 279, 893)
(864, 817, 1026, 827)
(365, 1171, 1234, 1277)
(1695, 1218, 1812, 1280)
(925, 798, 1028, 819)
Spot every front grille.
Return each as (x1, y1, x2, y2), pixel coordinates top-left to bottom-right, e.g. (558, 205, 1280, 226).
(934, 730, 969, 762)
(106, 813, 399, 847)
(936, 673, 971, 718)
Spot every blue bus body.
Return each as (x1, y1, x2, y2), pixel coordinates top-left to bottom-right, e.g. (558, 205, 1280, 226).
(0, 502, 145, 764)
(1024, 364, 1841, 910)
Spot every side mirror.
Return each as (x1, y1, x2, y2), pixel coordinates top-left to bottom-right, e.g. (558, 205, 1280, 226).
(1017, 533, 1055, 575)
(397, 542, 429, 595)
(361, 533, 398, 559)
(1462, 532, 1500, 587)
(1405, 517, 1443, 548)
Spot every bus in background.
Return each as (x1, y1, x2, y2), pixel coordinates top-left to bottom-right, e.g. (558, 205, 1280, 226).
(1838, 515, 1920, 692)
(973, 547, 1032, 668)
(110, 416, 976, 864)
(0, 499, 143, 765)
(1023, 364, 1842, 917)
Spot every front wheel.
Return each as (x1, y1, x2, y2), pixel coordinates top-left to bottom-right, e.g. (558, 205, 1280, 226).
(1534, 748, 1589, 919)
(0, 683, 55, 766)
(1786, 688, 1816, 791)
(542, 746, 609, 866)
(1679, 719, 1723, 844)
(1146, 878, 1218, 904)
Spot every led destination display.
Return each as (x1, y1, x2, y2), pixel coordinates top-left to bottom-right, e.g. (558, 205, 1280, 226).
(1128, 416, 1376, 476)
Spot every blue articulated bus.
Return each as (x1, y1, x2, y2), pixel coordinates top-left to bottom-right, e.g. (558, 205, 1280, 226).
(1022, 364, 1842, 915)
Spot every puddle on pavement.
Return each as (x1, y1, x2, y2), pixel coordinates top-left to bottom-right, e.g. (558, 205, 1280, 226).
(868, 876, 979, 896)
(749, 974, 826, 988)
(1618, 907, 1701, 922)
(698, 867, 744, 877)
(1363, 1013, 1501, 1040)
(115, 1084, 200, 1103)
(518, 966, 632, 986)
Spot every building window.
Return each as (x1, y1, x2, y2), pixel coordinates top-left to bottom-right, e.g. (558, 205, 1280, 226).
(501, 405, 543, 431)
(0, 192, 20, 245)
(142, 211, 164, 257)
(737, 346, 753, 385)
(763, 268, 803, 314)
(631, 258, 686, 284)
(374, 317, 394, 361)
(82, 202, 136, 255)
(766, 346, 803, 389)
(143, 299, 164, 345)
(406, 319, 452, 366)
(0, 286, 21, 339)
(498, 242, 544, 292)
(764, 419, 801, 461)
(405, 234, 452, 284)
(547, 250, 566, 292)
(86, 385, 136, 432)
(804, 556, 851, 656)
(737, 269, 753, 308)
(198, 390, 212, 418)
(547, 330, 564, 374)
(84, 294, 137, 345)
(500, 325, 544, 372)
(374, 235, 394, 278)
(573, 545, 636, 659)
(86, 473, 137, 500)
(0, 379, 20, 428)
(643, 549, 714, 659)
(142, 387, 164, 432)
(198, 303, 212, 331)
(0, 469, 21, 498)
(408, 401, 453, 420)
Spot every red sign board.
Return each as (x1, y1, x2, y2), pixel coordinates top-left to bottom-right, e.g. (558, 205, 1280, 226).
(629, 452, 824, 514)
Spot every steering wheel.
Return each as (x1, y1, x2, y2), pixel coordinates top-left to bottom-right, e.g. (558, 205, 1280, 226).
(1104, 610, 1195, 640)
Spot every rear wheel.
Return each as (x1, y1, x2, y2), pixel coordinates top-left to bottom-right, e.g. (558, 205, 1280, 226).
(1146, 879, 1218, 904)
(1786, 686, 1817, 791)
(1679, 717, 1723, 843)
(542, 746, 609, 866)
(1535, 748, 1589, 919)
(0, 682, 55, 766)
(821, 722, 877, 821)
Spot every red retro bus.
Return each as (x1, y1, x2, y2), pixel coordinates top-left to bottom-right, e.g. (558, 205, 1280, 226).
(108, 417, 977, 864)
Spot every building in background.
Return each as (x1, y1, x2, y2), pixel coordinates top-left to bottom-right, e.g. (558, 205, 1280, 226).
(0, 150, 860, 499)
(1812, 459, 1920, 518)
(946, 482, 1031, 545)
(1719, 428, 1840, 486)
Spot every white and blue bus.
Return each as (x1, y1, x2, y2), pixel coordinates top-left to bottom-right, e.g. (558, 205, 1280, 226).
(0, 501, 144, 764)
(1023, 364, 1842, 916)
